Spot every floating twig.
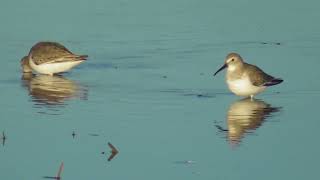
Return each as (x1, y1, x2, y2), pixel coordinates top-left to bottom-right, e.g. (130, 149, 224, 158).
(107, 142, 119, 161)
(43, 162, 64, 180)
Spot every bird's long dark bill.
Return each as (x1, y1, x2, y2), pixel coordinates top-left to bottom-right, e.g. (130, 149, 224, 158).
(213, 64, 227, 76)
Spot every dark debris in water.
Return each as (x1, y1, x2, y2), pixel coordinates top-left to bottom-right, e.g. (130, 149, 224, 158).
(183, 93, 215, 98)
(101, 142, 120, 161)
(1, 131, 6, 146)
(107, 142, 119, 161)
(72, 131, 76, 139)
(43, 162, 63, 180)
(260, 42, 282, 45)
(215, 125, 228, 132)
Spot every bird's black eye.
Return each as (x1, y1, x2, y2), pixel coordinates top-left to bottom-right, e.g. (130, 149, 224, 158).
(231, 58, 234, 61)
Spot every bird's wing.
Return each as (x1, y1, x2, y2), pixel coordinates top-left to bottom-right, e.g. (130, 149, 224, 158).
(39, 54, 87, 65)
(29, 42, 79, 65)
(30, 42, 72, 54)
(244, 63, 274, 86)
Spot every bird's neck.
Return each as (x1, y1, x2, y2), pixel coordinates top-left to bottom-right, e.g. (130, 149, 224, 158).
(227, 63, 243, 72)
(227, 63, 244, 79)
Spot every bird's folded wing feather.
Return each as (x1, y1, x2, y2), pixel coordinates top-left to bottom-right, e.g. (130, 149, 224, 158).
(29, 42, 75, 65)
(245, 63, 274, 86)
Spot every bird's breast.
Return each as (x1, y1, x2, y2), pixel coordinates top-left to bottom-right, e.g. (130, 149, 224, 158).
(226, 77, 266, 97)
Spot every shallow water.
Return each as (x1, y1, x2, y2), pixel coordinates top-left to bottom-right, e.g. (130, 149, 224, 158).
(1, 0, 320, 179)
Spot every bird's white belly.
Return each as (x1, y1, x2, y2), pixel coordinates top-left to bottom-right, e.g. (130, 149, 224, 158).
(227, 78, 266, 97)
(29, 58, 83, 75)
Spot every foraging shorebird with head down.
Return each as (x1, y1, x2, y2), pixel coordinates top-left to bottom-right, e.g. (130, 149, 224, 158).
(21, 42, 88, 75)
(214, 53, 283, 98)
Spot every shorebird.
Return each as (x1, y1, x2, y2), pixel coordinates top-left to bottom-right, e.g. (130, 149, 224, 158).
(22, 42, 88, 75)
(214, 53, 283, 98)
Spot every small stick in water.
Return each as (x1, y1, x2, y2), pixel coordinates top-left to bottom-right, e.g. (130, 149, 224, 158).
(107, 142, 119, 161)
(43, 162, 64, 180)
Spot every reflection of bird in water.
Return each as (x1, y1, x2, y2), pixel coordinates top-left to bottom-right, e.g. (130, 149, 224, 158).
(21, 74, 88, 112)
(216, 98, 281, 146)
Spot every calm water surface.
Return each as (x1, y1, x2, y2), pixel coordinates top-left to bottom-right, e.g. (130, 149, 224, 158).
(1, 0, 320, 179)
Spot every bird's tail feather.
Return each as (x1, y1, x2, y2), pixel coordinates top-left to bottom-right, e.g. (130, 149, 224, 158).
(264, 78, 283, 86)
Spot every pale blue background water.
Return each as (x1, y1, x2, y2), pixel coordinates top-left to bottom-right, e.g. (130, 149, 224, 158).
(1, 0, 320, 179)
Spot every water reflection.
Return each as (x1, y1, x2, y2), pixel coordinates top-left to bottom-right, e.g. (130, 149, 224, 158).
(216, 98, 281, 146)
(21, 74, 88, 114)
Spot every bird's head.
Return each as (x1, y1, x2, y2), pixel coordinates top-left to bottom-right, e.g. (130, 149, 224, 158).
(20, 56, 33, 73)
(214, 53, 244, 76)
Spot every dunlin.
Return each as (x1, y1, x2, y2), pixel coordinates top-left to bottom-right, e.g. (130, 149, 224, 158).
(25, 42, 88, 75)
(214, 53, 283, 98)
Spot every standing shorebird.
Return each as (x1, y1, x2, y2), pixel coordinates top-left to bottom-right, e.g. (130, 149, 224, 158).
(21, 42, 88, 75)
(214, 53, 283, 98)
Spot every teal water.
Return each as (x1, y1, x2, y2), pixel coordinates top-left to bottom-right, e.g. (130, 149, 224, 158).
(1, 0, 320, 179)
